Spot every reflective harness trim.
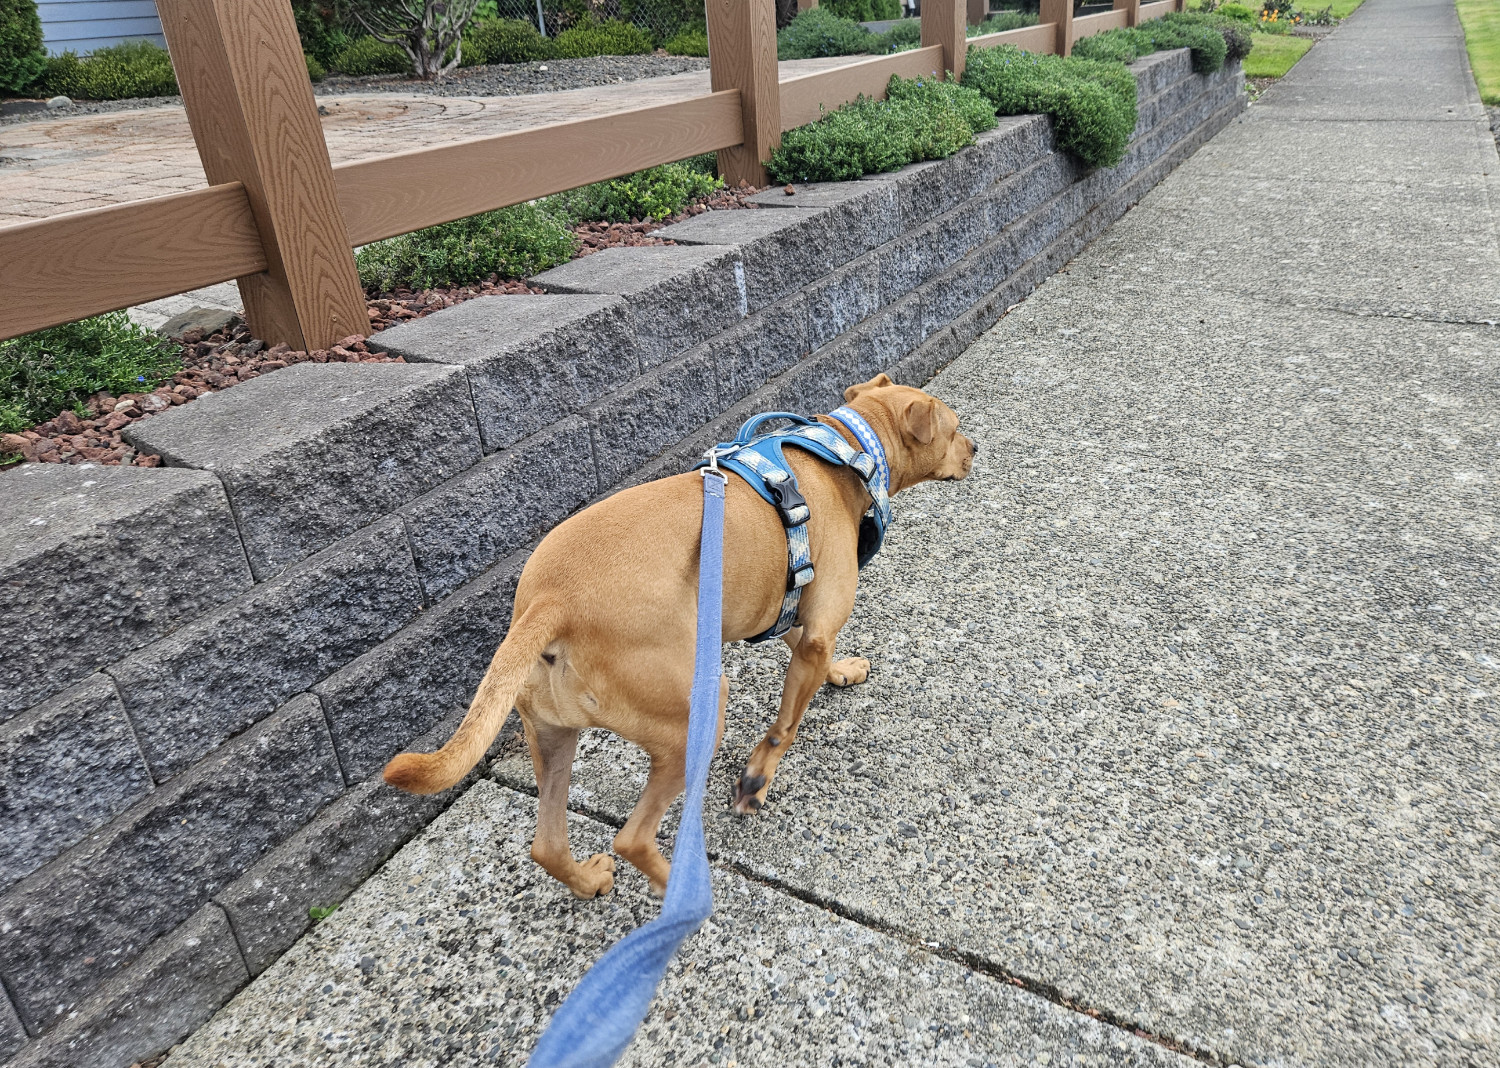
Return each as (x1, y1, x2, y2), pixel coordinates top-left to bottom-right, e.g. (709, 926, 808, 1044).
(697, 407, 892, 643)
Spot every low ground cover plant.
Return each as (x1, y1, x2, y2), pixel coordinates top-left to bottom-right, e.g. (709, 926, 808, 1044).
(766, 76, 997, 183)
(356, 158, 723, 290)
(0, 313, 181, 435)
(962, 44, 1137, 169)
(1071, 12, 1241, 73)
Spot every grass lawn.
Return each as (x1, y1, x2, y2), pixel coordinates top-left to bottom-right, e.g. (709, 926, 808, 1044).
(1325, 0, 1366, 18)
(1244, 33, 1314, 78)
(1456, 0, 1500, 105)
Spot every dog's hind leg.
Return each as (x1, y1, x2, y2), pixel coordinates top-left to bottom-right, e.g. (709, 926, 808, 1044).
(614, 676, 727, 897)
(781, 627, 870, 688)
(524, 717, 615, 899)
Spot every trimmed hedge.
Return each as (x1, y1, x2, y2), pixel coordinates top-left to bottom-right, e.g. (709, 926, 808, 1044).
(465, 17, 553, 64)
(0, 0, 46, 96)
(552, 16, 653, 58)
(962, 44, 1137, 169)
(40, 40, 178, 100)
(778, 7, 878, 60)
(766, 75, 997, 183)
(0, 313, 181, 435)
(330, 34, 409, 75)
(663, 26, 709, 56)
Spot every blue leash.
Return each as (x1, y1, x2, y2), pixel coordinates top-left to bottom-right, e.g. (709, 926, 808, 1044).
(527, 468, 727, 1068)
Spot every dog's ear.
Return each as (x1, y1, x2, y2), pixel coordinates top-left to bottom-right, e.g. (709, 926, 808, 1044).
(843, 373, 894, 403)
(901, 395, 936, 445)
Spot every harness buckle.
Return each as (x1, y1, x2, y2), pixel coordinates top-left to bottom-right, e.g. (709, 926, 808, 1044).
(767, 481, 809, 528)
(788, 558, 815, 591)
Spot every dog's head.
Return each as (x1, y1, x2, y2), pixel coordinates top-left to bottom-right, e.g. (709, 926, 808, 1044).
(842, 374, 976, 489)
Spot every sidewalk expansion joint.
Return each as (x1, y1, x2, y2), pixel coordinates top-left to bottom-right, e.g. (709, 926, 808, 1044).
(716, 858, 1229, 1067)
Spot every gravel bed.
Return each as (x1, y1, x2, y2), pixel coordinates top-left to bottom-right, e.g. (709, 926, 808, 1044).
(0, 55, 709, 126)
(1, 188, 759, 471)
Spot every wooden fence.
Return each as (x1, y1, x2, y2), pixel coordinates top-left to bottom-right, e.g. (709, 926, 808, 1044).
(0, 0, 1182, 350)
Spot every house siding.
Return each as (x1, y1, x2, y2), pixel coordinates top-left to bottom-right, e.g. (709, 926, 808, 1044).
(36, 0, 165, 55)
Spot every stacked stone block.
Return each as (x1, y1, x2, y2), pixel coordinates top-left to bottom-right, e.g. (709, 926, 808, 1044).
(0, 50, 1243, 1068)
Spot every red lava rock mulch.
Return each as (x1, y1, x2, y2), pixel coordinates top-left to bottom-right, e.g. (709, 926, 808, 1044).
(3, 185, 767, 472)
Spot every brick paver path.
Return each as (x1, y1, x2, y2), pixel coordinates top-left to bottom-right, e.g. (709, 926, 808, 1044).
(0, 58, 850, 228)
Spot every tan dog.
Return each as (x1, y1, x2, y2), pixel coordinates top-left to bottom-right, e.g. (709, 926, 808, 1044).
(384, 374, 975, 899)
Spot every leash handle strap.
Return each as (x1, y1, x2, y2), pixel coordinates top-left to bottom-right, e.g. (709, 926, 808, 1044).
(526, 472, 725, 1068)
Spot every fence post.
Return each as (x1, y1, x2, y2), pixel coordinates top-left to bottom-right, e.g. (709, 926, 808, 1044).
(1039, 0, 1074, 55)
(707, 0, 781, 188)
(156, 0, 367, 351)
(967, 0, 987, 25)
(921, 0, 966, 80)
(1114, 0, 1142, 27)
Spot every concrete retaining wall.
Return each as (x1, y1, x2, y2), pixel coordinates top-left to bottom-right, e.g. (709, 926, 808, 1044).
(0, 50, 1244, 1068)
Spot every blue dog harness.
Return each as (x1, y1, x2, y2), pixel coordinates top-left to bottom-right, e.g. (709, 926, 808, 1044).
(695, 406, 892, 641)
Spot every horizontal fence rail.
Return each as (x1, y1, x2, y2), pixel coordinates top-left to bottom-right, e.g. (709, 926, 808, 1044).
(335, 91, 744, 246)
(1, 184, 266, 340)
(0, 0, 1186, 346)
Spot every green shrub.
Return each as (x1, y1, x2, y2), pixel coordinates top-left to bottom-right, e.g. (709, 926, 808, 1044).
(356, 201, 577, 291)
(823, 0, 901, 20)
(1217, 2, 1256, 22)
(465, 17, 553, 64)
(621, 0, 704, 42)
(40, 40, 179, 100)
(663, 25, 709, 56)
(767, 75, 997, 184)
(292, 1, 355, 67)
(970, 10, 1039, 35)
(962, 45, 1137, 169)
(306, 53, 327, 81)
(0, 0, 46, 96)
(778, 8, 878, 60)
(330, 34, 409, 75)
(552, 159, 722, 222)
(1071, 13, 1232, 72)
(551, 16, 653, 58)
(879, 19, 923, 52)
(1183, 11, 1254, 61)
(0, 313, 182, 434)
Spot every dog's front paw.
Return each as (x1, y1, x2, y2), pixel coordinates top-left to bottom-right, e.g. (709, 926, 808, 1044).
(828, 656, 870, 687)
(568, 853, 616, 900)
(732, 770, 768, 815)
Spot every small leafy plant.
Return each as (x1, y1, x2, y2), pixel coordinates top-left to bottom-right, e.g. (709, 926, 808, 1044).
(0, 313, 181, 435)
(663, 25, 709, 56)
(767, 75, 998, 184)
(778, 7, 879, 60)
(962, 44, 1138, 169)
(308, 904, 340, 922)
(970, 10, 1040, 36)
(551, 159, 721, 222)
(356, 201, 577, 292)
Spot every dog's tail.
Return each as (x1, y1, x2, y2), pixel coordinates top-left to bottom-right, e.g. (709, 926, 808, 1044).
(382, 604, 558, 795)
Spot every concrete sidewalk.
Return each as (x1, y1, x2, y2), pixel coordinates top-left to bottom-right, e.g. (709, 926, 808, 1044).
(165, 1, 1498, 1065)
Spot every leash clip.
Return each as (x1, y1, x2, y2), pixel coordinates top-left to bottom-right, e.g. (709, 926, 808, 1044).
(700, 446, 729, 485)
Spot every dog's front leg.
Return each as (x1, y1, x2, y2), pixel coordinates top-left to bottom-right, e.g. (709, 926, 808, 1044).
(733, 627, 838, 814)
(524, 718, 616, 899)
(781, 626, 870, 688)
